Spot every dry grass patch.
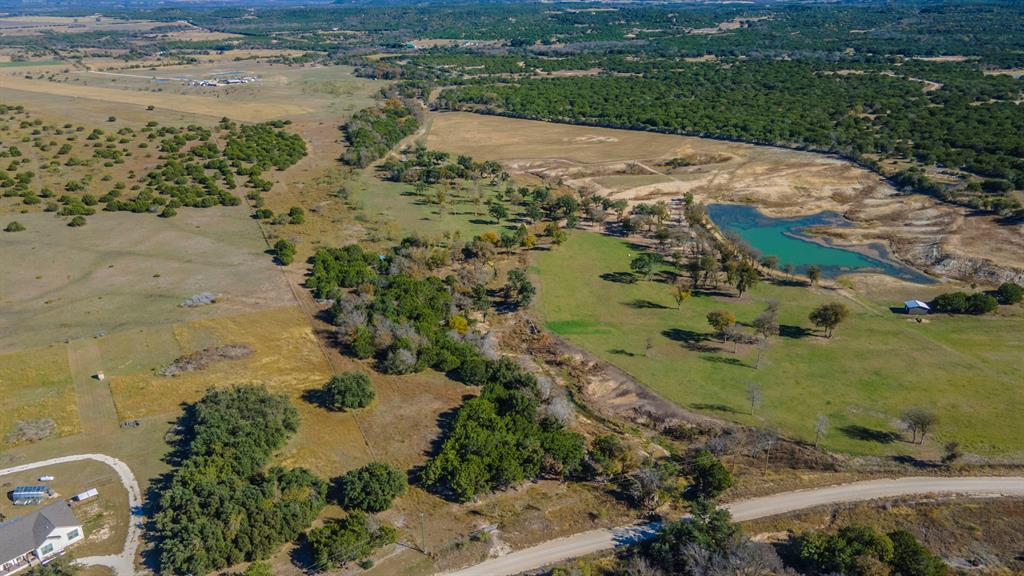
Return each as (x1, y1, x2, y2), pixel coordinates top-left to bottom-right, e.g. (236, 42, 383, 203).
(0, 345, 78, 447)
(108, 305, 329, 419)
(0, 75, 311, 121)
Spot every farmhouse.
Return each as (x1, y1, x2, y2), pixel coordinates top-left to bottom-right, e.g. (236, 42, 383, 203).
(0, 501, 83, 575)
(904, 299, 931, 315)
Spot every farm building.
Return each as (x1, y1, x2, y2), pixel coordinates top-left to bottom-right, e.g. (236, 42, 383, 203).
(0, 501, 83, 575)
(10, 486, 53, 506)
(904, 300, 931, 315)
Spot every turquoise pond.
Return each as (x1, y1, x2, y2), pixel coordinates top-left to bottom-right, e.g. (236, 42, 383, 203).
(706, 204, 935, 284)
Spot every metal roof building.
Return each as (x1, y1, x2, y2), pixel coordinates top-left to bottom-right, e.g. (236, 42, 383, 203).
(10, 486, 52, 506)
(904, 299, 931, 315)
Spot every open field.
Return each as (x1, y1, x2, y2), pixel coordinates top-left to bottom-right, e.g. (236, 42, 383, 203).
(0, 15, 181, 35)
(0, 61, 382, 123)
(533, 231, 1024, 457)
(0, 344, 77, 447)
(426, 112, 1024, 283)
(0, 209, 294, 352)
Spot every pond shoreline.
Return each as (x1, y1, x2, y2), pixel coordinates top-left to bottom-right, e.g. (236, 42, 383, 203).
(707, 203, 938, 285)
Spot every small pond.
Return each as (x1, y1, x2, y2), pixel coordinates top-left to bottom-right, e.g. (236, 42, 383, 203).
(706, 204, 936, 284)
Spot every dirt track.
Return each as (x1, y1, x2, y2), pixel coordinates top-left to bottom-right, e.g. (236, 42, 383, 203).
(442, 476, 1024, 576)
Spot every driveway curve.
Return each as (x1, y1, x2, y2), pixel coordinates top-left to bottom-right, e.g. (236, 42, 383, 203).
(442, 476, 1024, 576)
(0, 453, 143, 576)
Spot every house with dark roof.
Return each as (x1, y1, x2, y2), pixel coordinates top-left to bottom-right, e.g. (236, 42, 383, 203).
(0, 501, 83, 575)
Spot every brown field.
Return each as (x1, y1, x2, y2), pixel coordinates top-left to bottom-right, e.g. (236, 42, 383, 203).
(0, 345, 78, 447)
(0, 75, 311, 121)
(0, 15, 179, 36)
(0, 61, 382, 123)
(426, 112, 1024, 281)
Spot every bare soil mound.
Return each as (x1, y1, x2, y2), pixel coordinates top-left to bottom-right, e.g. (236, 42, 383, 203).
(158, 344, 253, 377)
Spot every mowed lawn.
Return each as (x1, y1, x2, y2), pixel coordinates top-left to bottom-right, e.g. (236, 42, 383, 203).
(533, 231, 1023, 456)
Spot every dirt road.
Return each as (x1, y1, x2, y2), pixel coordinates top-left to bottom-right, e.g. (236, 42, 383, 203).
(0, 454, 143, 576)
(441, 476, 1024, 576)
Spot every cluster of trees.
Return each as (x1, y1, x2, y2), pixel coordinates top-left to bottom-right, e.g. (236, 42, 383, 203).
(114, 121, 304, 217)
(642, 499, 782, 575)
(380, 145, 504, 185)
(798, 525, 947, 576)
(929, 291, 998, 315)
(273, 238, 296, 266)
(627, 499, 945, 576)
(421, 363, 586, 501)
(340, 100, 419, 167)
(153, 386, 327, 575)
(307, 244, 379, 299)
(306, 511, 396, 570)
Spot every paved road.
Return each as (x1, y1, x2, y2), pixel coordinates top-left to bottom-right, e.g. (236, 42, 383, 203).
(442, 476, 1024, 576)
(0, 453, 144, 576)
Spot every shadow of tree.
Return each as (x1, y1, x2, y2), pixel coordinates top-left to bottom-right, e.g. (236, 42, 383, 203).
(700, 355, 746, 368)
(690, 402, 742, 414)
(779, 324, 814, 339)
(601, 272, 637, 284)
(839, 424, 898, 444)
(891, 455, 942, 469)
(626, 299, 670, 309)
(662, 328, 716, 352)
(610, 348, 637, 357)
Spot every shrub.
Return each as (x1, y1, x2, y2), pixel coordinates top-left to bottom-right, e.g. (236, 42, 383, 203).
(273, 238, 296, 266)
(996, 282, 1023, 305)
(4, 221, 25, 232)
(798, 525, 895, 575)
(321, 372, 375, 411)
(686, 449, 733, 499)
(288, 206, 305, 224)
(306, 511, 396, 569)
(68, 215, 86, 227)
(335, 462, 407, 512)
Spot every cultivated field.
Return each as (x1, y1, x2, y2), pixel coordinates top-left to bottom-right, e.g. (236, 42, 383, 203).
(532, 231, 1024, 457)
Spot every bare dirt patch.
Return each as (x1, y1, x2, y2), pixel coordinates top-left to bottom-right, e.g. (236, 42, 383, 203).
(157, 344, 253, 377)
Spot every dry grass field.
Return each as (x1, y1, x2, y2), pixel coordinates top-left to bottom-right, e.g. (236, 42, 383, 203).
(0, 61, 381, 123)
(0, 344, 78, 447)
(0, 209, 294, 352)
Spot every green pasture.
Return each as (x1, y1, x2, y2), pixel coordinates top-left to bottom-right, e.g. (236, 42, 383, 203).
(532, 231, 1024, 456)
